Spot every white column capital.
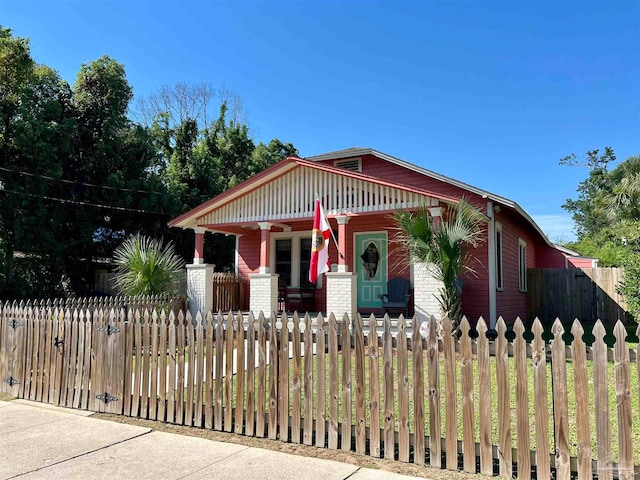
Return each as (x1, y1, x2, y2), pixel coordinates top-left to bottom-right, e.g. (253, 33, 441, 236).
(193, 227, 207, 234)
(428, 207, 443, 218)
(336, 215, 351, 225)
(258, 222, 273, 231)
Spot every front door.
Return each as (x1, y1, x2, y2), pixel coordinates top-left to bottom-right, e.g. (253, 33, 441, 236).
(355, 232, 387, 310)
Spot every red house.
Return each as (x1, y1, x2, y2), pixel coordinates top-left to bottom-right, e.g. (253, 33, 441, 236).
(169, 148, 585, 327)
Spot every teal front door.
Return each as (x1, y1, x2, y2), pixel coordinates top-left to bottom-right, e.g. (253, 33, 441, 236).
(355, 232, 387, 309)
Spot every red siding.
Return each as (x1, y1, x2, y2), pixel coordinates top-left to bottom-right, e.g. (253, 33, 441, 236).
(537, 246, 568, 268)
(494, 209, 538, 323)
(567, 257, 596, 269)
(237, 230, 261, 278)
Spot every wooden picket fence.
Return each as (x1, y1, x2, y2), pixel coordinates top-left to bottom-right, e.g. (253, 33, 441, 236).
(211, 273, 247, 312)
(0, 305, 638, 480)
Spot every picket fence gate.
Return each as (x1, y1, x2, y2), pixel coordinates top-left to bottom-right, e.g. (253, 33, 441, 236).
(0, 304, 638, 480)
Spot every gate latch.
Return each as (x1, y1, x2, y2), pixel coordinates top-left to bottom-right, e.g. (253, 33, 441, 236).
(95, 392, 118, 404)
(98, 325, 120, 336)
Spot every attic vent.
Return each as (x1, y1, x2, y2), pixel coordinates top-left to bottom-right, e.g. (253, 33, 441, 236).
(334, 158, 362, 172)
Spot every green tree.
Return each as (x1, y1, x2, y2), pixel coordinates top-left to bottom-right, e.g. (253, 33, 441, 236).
(112, 234, 184, 296)
(392, 199, 485, 328)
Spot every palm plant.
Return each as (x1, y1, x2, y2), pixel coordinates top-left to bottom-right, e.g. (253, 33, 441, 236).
(112, 234, 185, 296)
(392, 199, 485, 329)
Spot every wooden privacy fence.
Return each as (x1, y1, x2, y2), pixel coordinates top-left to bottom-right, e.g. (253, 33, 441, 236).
(1, 306, 638, 480)
(211, 273, 247, 312)
(528, 267, 633, 326)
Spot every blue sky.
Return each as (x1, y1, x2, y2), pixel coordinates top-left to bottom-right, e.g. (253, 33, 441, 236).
(2, 0, 639, 242)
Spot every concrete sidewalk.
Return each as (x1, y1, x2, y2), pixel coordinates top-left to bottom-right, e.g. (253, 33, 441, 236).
(0, 399, 427, 480)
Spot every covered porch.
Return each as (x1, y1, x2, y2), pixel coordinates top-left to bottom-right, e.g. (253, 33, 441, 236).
(168, 156, 455, 321)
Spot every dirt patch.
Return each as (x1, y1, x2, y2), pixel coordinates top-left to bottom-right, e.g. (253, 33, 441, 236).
(93, 413, 490, 480)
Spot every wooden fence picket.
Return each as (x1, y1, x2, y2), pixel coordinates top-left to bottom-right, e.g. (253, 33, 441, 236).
(150, 310, 160, 421)
(224, 311, 234, 432)
(368, 314, 380, 458)
(185, 312, 196, 427)
(279, 311, 290, 442)
(303, 313, 314, 446)
(383, 314, 394, 460)
(531, 319, 551, 480)
(514, 318, 531, 480)
(204, 311, 215, 430)
(496, 317, 513, 477)
(233, 311, 244, 433)
(396, 315, 409, 462)
(427, 315, 441, 468)
(158, 311, 168, 422)
(315, 314, 326, 448)
(411, 316, 425, 465)
(268, 312, 278, 440)
(340, 314, 352, 453)
(551, 319, 570, 480)
(291, 312, 302, 444)
(592, 320, 612, 480)
(570, 320, 592, 480)
(245, 312, 256, 436)
(460, 317, 475, 473)
(214, 311, 224, 431)
(613, 321, 633, 480)
(328, 313, 339, 450)
(442, 316, 457, 470)
(194, 312, 205, 428)
(255, 312, 266, 437)
(354, 313, 366, 455)
(477, 317, 492, 475)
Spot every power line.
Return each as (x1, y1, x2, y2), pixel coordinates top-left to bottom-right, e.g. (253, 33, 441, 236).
(0, 165, 209, 199)
(0, 188, 170, 215)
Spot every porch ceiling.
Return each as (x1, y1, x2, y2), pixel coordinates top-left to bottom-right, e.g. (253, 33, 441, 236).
(169, 157, 456, 233)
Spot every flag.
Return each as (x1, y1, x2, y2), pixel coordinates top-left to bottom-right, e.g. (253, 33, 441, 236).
(309, 199, 330, 283)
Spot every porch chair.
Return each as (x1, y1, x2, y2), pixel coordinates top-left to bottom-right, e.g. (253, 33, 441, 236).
(379, 278, 410, 316)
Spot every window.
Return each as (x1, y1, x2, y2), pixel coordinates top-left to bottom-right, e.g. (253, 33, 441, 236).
(495, 223, 503, 290)
(273, 236, 316, 288)
(518, 238, 527, 292)
(275, 239, 292, 287)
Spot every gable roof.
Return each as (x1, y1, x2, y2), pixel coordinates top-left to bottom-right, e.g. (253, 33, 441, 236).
(168, 156, 458, 231)
(307, 147, 557, 248)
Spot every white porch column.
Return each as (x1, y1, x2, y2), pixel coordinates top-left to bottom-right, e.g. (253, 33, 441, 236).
(186, 227, 214, 319)
(325, 272, 357, 320)
(414, 207, 444, 323)
(413, 262, 443, 323)
(187, 263, 214, 320)
(249, 273, 279, 315)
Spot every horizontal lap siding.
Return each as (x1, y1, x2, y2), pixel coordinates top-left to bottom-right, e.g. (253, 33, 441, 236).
(237, 231, 261, 279)
(495, 210, 536, 323)
(537, 245, 567, 268)
(460, 241, 490, 322)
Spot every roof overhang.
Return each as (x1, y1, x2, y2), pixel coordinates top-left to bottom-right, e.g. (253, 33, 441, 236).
(308, 148, 561, 250)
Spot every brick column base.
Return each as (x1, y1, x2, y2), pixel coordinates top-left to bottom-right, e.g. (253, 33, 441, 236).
(413, 262, 443, 323)
(186, 263, 214, 320)
(249, 273, 279, 316)
(325, 272, 357, 320)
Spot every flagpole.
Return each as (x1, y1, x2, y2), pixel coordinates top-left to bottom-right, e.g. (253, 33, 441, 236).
(323, 209, 345, 260)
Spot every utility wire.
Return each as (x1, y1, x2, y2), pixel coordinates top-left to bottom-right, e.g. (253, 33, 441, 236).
(0, 165, 209, 199)
(0, 188, 170, 215)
